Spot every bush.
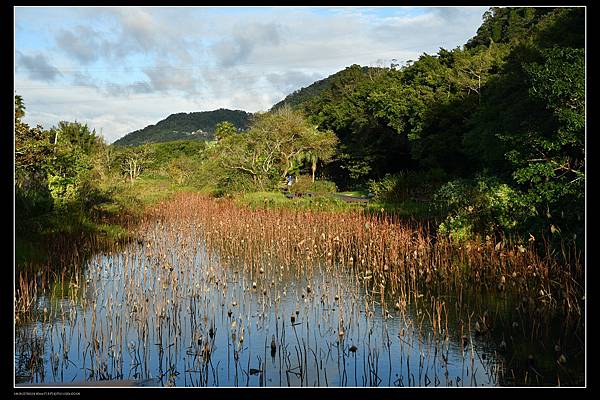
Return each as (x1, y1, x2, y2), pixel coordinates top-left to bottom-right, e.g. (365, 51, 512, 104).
(368, 169, 447, 203)
(165, 157, 200, 185)
(15, 184, 54, 234)
(290, 175, 337, 194)
(434, 176, 536, 241)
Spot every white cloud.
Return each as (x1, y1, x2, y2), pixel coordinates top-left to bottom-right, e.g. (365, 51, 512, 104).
(15, 6, 489, 142)
(211, 22, 284, 67)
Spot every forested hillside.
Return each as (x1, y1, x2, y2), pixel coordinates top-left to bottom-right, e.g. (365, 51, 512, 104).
(113, 108, 252, 146)
(271, 66, 385, 111)
(272, 6, 584, 250)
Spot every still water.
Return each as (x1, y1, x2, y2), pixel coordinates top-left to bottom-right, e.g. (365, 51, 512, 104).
(15, 213, 583, 387)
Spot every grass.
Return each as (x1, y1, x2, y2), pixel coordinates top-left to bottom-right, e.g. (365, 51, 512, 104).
(366, 199, 436, 220)
(235, 190, 438, 222)
(338, 190, 368, 197)
(234, 191, 365, 212)
(104, 174, 199, 213)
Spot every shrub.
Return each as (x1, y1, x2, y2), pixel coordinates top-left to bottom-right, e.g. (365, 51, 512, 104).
(165, 157, 199, 185)
(434, 176, 536, 241)
(368, 169, 447, 203)
(290, 174, 337, 194)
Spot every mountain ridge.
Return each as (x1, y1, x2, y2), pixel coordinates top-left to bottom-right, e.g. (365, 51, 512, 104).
(113, 108, 253, 146)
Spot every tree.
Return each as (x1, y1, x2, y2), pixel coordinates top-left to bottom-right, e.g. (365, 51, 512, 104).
(15, 96, 55, 228)
(205, 106, 338, 192)
(15, 95, 53, 187)
(501, 47, 584, 237)
(118, 146, 150, 183)
(451, 43, 509, 104)
(215, 121, 238, 142)
(166, 157, 195, 185)
(251, 105, 333, 179)
(297, 127, 338, 182)
(90, 138, 115, 180)
(15, 94, 25, 120)
(302, 66, 411, 186)
(50, 121, 100, 154)
(210, 131, 273, 188)
(465, 7, 551, 49)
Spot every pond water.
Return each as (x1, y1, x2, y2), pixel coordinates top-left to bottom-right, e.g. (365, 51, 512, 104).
(15, 202, 584, 387)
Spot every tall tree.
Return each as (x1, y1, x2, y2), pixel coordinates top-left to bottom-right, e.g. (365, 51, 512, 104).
(206, 106, 338, 192)
(501, 47, 585, 236)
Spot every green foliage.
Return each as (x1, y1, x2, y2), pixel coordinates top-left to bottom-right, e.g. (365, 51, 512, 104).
(15, 94, 25, 120)
(165, 157, 198, 185)
(113, 109, 252, 146)
(14, 96, 123, 266)
(533, 8, 584, 49)
(434, 177, 537, 241)
(142, 140, 207, 170)
(465, 7, 553, 48)
(215, 121, 238, 141)
(286, 65, 410, 187)
(50, 121, 100, 153)
(201, 106, 339, 194)
(43, 121, 102, 211)
(451, 43, 510, 102)
(289, 175, 337, 194)
(500, 46, 584, 246)
(15, 184, 53, 235)
(114, 145, 151, 183)
(411, 95, 476, 173)
(15, 98, 54, 234)
(368, 169, 447, 203)
(15, 104, 103, 218)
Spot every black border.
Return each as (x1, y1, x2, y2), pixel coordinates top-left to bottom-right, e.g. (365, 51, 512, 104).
(7, 1, 591, 399)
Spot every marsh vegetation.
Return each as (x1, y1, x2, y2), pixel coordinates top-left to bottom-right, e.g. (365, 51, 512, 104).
(15, 193, 583, 387)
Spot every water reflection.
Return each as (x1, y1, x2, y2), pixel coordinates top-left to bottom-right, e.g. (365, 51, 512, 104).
(15, 216, 583, 387)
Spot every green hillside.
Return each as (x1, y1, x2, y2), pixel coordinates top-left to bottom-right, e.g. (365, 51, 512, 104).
(113, 108, 252, 146)
(270, 65, 386, 112)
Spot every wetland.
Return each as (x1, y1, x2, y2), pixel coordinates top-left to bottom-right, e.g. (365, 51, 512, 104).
(14, 193, 584, 387)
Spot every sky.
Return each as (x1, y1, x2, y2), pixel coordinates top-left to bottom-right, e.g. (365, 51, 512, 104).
(14, 6, 489, 143)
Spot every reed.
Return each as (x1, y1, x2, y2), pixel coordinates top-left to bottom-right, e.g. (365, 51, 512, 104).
(14, 192, 584, 387)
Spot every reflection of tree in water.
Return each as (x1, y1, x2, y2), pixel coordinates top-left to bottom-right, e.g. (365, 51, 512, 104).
(15, 327, 46, 384)
(16, 227, 137, 322)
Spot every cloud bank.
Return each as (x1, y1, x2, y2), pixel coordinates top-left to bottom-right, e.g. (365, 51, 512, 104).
(15, 6, 488, 143)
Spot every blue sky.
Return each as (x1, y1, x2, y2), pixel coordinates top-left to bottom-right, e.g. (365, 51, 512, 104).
(15, 6, 489, 143)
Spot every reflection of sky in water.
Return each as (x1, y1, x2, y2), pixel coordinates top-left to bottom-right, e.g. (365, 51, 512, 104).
(16, 228, 502, 387)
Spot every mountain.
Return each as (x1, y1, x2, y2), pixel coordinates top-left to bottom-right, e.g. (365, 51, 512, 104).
(270, 65, 385, 112)
(270, 75, 335, 111)
(113, 108, 253, 146)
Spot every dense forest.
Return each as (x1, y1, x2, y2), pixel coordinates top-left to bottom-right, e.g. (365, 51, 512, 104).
(275, 6, 585, 250)
(15, 6, 585, 264)
(113, 109, 252, 146)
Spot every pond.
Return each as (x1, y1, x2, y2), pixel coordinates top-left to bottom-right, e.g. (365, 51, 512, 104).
(15, 194, 584, 387)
